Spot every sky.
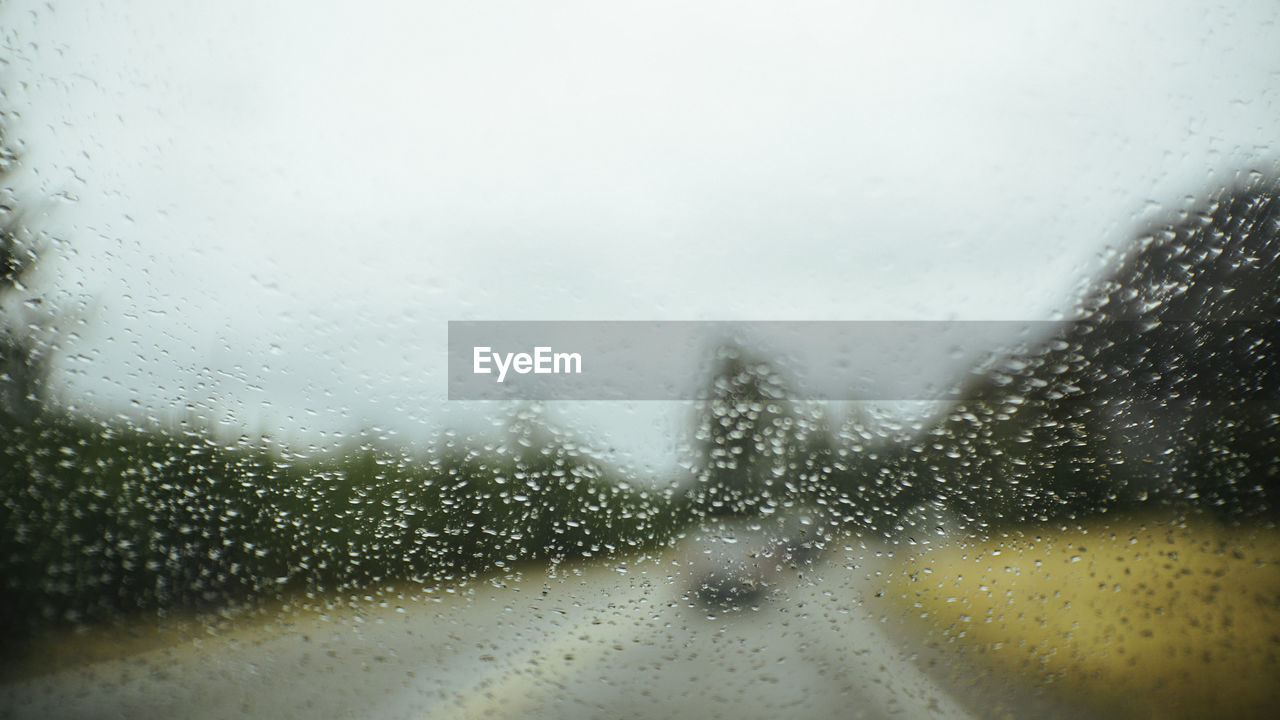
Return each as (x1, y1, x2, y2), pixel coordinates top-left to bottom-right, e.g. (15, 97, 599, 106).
(4, 0, 1279, 476)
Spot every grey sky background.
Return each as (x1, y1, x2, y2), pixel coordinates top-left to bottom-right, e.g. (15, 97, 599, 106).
(5, 1, 1279, 476)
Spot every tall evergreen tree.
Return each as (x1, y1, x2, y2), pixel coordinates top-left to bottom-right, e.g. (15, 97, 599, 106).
(0, 85, 50, 424)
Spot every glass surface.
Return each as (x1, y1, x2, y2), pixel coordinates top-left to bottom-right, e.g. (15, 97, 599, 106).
(2, 2, 1278, 719)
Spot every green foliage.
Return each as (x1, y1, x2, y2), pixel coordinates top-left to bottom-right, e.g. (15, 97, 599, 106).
(688, 349, 806, 516)
(0, 410, 683, 643)
(940, 176, 1280, 528)
(0, 98, 51, 424)
(679, 176, 1280, 536)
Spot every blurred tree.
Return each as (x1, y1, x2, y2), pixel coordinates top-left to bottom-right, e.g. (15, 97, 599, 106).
(688, 347, 806, 517)
(685, 346, 943, 534)
(0, 87, 51, 424)
(923, 171, 1280, 527)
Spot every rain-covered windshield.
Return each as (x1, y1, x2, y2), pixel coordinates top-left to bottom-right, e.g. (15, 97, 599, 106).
(2, 3, 1279, 719)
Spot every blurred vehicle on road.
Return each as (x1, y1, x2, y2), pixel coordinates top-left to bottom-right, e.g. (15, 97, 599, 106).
(685, 510, 833, 608)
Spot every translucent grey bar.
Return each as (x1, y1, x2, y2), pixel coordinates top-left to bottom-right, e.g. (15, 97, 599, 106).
(446, 320, 1276, 400)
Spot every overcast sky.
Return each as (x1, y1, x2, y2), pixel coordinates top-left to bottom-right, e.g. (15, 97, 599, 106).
(5, 0, 1279, 475)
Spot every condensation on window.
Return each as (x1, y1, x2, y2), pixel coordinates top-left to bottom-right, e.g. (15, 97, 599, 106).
(2, 3, 1278, 719)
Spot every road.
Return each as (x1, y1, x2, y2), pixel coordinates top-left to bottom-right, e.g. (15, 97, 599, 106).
(2, 538, 972, 720)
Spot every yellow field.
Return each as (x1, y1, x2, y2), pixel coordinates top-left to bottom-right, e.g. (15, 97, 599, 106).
(889, 514, 1280, 719)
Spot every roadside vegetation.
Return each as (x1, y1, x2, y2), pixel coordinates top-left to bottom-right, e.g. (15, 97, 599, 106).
(888, 514, 1280, 719)
(1, 410, 688, 644)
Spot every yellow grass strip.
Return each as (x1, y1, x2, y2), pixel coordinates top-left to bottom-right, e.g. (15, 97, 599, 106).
(889, 515, 1280, 720)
